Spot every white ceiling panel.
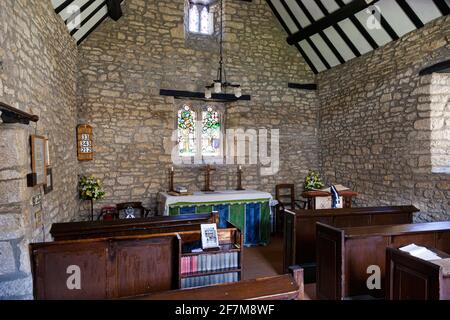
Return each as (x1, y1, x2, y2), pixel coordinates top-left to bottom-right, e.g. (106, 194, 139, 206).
(299, 40, 328, 72)
(377, 0, 416, 37)
(406, 0, 442, 24)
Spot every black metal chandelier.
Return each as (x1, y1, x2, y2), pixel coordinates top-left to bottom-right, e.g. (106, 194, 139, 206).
(205, 0, 242, 99)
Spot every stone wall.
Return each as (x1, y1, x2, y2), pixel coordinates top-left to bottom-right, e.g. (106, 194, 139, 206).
(317, 15, 450, 222)
(77, 0, 318, 214)
(0, 0, 79, 299)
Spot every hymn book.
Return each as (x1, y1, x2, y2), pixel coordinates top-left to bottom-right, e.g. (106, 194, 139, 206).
(400, 243, 442, 261)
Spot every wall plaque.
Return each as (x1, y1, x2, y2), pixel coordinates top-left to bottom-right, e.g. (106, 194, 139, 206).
(77, 124, 94, 161)
(30, 135, 47, 186)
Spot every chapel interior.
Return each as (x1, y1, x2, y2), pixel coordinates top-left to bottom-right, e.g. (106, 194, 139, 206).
(0, 0, 450, 301)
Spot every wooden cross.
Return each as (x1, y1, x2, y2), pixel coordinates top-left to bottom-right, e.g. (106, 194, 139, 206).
(201, 165, 216, 192)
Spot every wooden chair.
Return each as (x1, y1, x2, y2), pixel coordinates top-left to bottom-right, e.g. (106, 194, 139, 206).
(275, 184, 307, 233)
(97, 206, 118, 221)
(116, 202, 149, 219)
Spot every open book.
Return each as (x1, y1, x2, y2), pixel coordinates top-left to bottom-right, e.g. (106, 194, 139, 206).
(312, 184, 350, 193)
(400, 243, 442, 261)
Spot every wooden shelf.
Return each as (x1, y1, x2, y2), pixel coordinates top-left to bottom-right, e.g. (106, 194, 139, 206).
(181, 268, 241, 278)
(181, 247, 241, 257)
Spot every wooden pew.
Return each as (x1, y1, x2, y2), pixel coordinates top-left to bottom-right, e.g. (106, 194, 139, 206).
(50, 212, 219, 241)
(128, 267, 305, 300)
(386, 246, 450, 300)
(31, 224, 243, 300)
(30, 233, 180, 300)
(316, 221, 450, 300)
(283, 206, 418, 278)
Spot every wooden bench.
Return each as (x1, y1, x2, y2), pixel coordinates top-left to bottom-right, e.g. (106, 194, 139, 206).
(386, 246, 450, 300)
(50, 212, 219, 241)
(283, 205, 418, 280)
(31, 233, 180, 300)
(31, 224, 242, 300)
(128, 267, 304, 300)
(316, 221, 450, 300)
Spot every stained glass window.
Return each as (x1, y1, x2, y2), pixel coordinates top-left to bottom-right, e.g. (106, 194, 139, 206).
(200, 6, 212, 35)
(202, 107, 221, 157)
(178, 106, 196, 157)
(177, 105, 222, 158)
(189, 5, 200, 33)
(188, 3, 213, 35)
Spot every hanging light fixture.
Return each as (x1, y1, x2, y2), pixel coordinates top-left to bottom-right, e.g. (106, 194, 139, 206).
(205, 0, 243, 99)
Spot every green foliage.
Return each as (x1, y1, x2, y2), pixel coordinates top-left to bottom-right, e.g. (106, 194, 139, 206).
(79, 175, 106, 201)
(304, 171, 324, 191)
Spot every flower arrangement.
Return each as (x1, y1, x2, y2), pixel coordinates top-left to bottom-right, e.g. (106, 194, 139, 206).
(79, 175, 106, 201)
(304, 171, 325, 191)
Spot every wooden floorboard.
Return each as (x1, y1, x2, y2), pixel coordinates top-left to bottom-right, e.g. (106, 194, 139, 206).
(243, 234, 316, 300)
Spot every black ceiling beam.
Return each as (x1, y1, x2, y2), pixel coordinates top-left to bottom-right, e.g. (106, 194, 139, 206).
(55, 0, 74, 14)
(396, 0, 424, 29)
(286, 0, 376, 45)
(160, 89, 251, 102)
(419, 60, 450, 76)
(288, 83, 317, 90)
(378, 13, 399, 41)
(265, 0, 318, 74)
(293, 0, 345, 65)
(313, 0, 361, 57)
(70, 1, 106, 36)
(106, 0, 123, 21)
(432, 0, 450, 16)
(65, 0, 97, 24)
(334, 0, 378, 50)
(281, 1, 330, 69)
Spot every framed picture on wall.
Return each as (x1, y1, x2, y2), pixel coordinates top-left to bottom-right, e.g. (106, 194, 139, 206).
(45, 138, 51, 167)
(30, 135, 47, 186)
(44, 167, 53, 194)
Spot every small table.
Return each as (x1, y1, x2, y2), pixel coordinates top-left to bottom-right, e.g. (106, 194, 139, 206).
(302, 190, 357, 209)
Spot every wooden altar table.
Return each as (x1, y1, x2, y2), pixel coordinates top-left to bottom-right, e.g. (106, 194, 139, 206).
(158, 190, 272, 246)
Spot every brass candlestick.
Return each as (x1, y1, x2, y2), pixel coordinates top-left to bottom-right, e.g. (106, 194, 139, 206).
(168, 166, 175, 192)
(236, 166, 245, 191)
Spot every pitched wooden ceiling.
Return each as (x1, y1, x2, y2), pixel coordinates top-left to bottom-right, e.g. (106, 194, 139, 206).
(51, 0, 123, 45)
(267, 0, 450, 73)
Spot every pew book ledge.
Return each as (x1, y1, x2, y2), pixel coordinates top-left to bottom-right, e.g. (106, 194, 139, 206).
(124, 271, 304, 300)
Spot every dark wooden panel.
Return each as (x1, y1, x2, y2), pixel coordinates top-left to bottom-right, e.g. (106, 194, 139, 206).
(283, 206, 417, 274)
(295, 216, 333, 265)
(320, 222, 450, 299)
(31, 234, 179, 300)
(333, 214, 370, 228)
(316, 223, 344, 300)
(386, 247, 448, 300)
(371, 213, 411, 225)
(114, 237, 177, 297)
(391, 233, 436, 249)
(51, 213, 217, 241)
(436, 232, 450, 253)
(129, 269, 304, 300)
(32, 242, 108, 300)
(344, 236, 389, 298)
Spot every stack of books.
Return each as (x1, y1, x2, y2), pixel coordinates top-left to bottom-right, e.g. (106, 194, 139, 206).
(181, 272, 239, 289)
(180, 252, 240, 274)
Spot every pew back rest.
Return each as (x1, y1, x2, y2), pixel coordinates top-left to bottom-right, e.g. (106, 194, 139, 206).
(50, 213, 218, 241)
(283, 205, 417, 271)
(386, 247, 446, 300)
(316, 222, 345, 300)
(30, 234, 180, 300)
